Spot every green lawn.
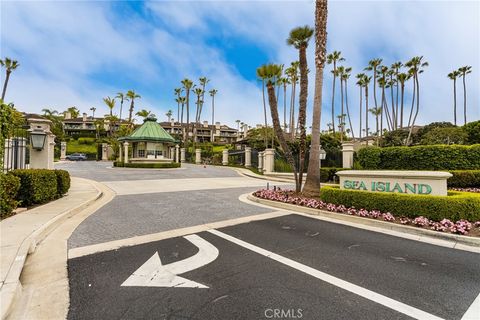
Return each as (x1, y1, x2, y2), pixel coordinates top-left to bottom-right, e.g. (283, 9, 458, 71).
(66, 140, 97, 155)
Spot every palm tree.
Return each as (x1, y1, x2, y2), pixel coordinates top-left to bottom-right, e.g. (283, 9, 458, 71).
(136, 109, 152, 119)
(396, 72, 409, 128)
(236, 119, 241, 131)
(447, 70, 460, 125)
(166, 110, 173, 122)
(391, 61, 403, 129)
(115, 92, 127, 121)
(256, 65, 269, 148)
(405, 56, 428, 145)
(355, 73, 366, 139)
(285, 61, 299, 137)
(363, 75, 372, 138)
(336, 66, 345, 138)
(90, 107, 96, 118)
(198, 77, 209, 122)
(0, 57, 20, 101)
(42, 108, 58, 117)
(287, 25, 314, 190)
(458, 66, 472, 125)
(326, 51, 345, 134)
(126, 90, 141, 125)
(341, 67, 354, 139)
(209, 89, 218, 127)
(279, 77, 289, 131)
(262, 63, 301, 191)
(369, 107, 382, 146)
(179, 96, 186, 127)
(181, 79, 193, 142)
(103, 97, 115, 116)
(193, 87, 204, 144)
(364, 58, 382, 120)
(104, 114, 119, 137)
(67, 106, 80, 118)
(174, 88, 182, 122)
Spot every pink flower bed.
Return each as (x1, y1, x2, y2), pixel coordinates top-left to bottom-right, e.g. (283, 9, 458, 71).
(450, 187, 480, 193)
(253, 189, 480, 236)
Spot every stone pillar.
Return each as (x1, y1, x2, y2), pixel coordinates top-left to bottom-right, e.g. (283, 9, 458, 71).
(102, 143, 108, 161)
(245, 147, 252, 168)
(123, 142, 129, 163)
(264, 148, 275, 173)
(180, 148, 186, 163)
(195, 148, 201, 164)
(258, 151, 264, 171)
(118, 144, 123, 162)
(342, 142, 355, 169)
(175, 145, 180, 163)
(28, 118, 55, 169)
(60, 141, 67, 160)
(222, 149, 228, 166)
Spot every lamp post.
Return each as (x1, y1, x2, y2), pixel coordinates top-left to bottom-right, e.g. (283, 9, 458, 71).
(29, 129, 47, 150)
(319, 145, 326, 184)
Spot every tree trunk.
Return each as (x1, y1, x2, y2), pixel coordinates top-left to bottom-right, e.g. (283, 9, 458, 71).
(291, 80, 297, 138)
(453, 79, 457, 126)
(463, 75, 467, 125)
(119, 100, 123, 121)
(283, 84, 287, 131)
(304, 0, 327, 197)
(297, 45, 309, 191)
(359, 86, 362, 139)
(331, 62, 336, 134)
(1, 71, 10, 101)
(345, 79, 354, 139)
(262, 79, 268, 149)
(407, 79, 416, 129)
(340, 77, 344, 142)
(365, 86, 369, 140)
(400, 83, 404, 129)
(267, 83, 299, 191)
(407, 74, 420, 145)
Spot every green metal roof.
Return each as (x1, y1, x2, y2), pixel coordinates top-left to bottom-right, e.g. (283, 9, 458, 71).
(118, 118, 176, 143)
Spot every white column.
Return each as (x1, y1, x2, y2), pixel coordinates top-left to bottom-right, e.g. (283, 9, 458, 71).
(102, 143, 108, 161)
(342, 142, 355, 169)
(258, 151, 264, 171)
(28, 118, 55, 169)
(195, 148, 201, 164)
(60, 141, 67, 160)
(118, 143, 123, 162)
(180, 148, 186, 163)
(175, 145, 180, 163)
(264, 148, 275, 173)
(245, 147, 252, 168)
(124, 142, 129, 163)
(222, 149, 228, 166)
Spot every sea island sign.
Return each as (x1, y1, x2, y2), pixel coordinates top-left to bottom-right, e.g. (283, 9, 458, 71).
(335, 170, 453, 196)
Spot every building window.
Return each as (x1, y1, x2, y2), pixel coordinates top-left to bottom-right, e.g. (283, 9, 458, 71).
(138, 150, 145, 157)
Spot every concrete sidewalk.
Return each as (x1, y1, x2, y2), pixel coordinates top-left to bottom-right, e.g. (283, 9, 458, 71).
(0, 177, 103, 319)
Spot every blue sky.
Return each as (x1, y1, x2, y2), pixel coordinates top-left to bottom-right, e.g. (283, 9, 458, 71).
(1, 0, 479, 133)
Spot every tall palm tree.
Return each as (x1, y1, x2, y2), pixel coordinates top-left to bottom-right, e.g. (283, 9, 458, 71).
(0, 57, 20, 101)
(174, 88, 182, 122)
(363, 75, 372, 139)
(378, 66, 392, 132)
(166, 110, 173, 122)
(126, 90, 141, 125)
(90, 107, 96, 118)
(193, 87, 203, 144)
(115, 92, 127, 121)
(391, 61, 403, 129)
(326, 51, 344, 134)
(263, 63, 301, 191)
(198, 77, 210, 122)
(369, 107, 382, 146)
(279, 77, 289, 131)
(209, 89, 218, 127)
(458, 66, 472, 125)
(136, 109, 152, 119)
(41, 108, 58, 117)
(179, 96, 186, 127)
(256, 65, 269, 148)
(103, 97, 115, 116)
(181, 79, 194, 142)
(303, 0, 328, 196)
(364, 58, 382, 121)
(336, 66, 345, 138)
(285, 61, 299, 137)
(67, 106, 80, 118)
(236, 119, 241, 131)
(396, 73, 409, 128)
(287, 25, 314, 190)
(355, 73, 366, 139)
(405, 56, 428, 145)
(447, 70, 461, 125)
(341, 67, 354, 138)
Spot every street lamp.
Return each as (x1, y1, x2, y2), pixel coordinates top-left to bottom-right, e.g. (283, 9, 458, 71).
(29, 129, 47, 150)
(319, 146, 326, 161)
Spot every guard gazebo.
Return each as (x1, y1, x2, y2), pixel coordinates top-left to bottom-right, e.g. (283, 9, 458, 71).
(118, 117, 179, 164)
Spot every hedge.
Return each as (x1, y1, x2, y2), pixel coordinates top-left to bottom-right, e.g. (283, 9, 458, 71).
(11, 169, 58, 206)
(113, 162, 181, 169)
(320, 167, 349, 183)
(448, 170, 480, 188)
(55, 169, 71, 196)
(0, 174, 21, 219)
(357, 144, 480, 170)
(319, 186, 480, 222)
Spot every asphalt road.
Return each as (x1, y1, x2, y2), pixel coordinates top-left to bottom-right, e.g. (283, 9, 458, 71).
(62, 162, 480, 320)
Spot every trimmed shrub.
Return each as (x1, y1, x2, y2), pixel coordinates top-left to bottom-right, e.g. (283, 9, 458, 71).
(11, 169, 58, 206)
(357, 144, 480, 170)
(78, 137, 96, 145)
(55, 169, 71, 196)
(448, 170, 480, 188)
(0, 173, 21, 219)
(319, 186, 480, 222)
(113, 162, 181, 169)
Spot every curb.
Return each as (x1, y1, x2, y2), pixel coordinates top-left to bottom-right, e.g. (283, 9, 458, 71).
(0, 178, 104, 320)
(247, 194, 480, 252)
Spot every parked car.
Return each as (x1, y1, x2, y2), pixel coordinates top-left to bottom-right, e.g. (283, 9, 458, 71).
(66, 153, 88, 161)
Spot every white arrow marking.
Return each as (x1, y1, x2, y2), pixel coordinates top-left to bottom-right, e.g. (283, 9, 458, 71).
(121, 234, 219, 288)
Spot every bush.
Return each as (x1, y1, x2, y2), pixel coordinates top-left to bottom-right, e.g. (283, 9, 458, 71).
(357, 144, 480, 170)
(319, 186, 480, 222)
(113, 162, 181, 169)
(0, 173, 20, 218)
(55, 169, 71, 196)
(78, 137, 96, 145)
(448, 170, 480, 188)
(320, 167, 348, 183)
(11, 169, 58, 206)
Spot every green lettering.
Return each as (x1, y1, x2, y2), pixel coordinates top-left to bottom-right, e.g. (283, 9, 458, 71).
(418, 184, 432, 195)
(371, 181, 376, 191)
(377, 182, 385, 192)
(405, 183, 417, 194)
(386, 182, 391, 192)
(359, 181, 367, 190)
(391, 183, 404, 193)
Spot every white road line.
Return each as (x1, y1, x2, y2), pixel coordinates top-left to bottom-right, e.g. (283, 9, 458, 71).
(462, 293, 480, 320)
(208, 229, 444, 320)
